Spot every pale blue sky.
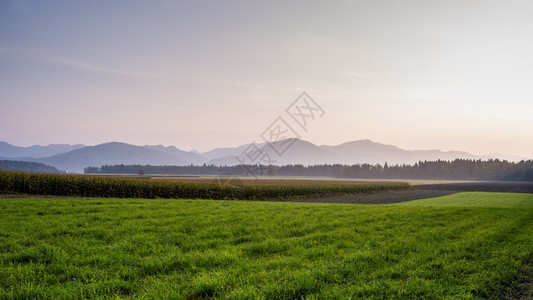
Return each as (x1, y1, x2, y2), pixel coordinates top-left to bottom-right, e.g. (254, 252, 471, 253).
(1, 0, 532, 156)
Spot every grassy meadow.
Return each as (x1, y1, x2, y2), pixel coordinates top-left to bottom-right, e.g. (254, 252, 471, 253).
(1, 193, 532, 299)
(399, 192, 533, 208)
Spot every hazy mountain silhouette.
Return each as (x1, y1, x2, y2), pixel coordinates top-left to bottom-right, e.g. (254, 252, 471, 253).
(143, 145, 206, 165)
(206, 138, 495, 166)
(1, 139, 528, 173)
(320, 139, 482, 165)
(201, 142, 266, 160)
(0, 141, 85, 158)
(37, 142, 188, 173)
(208, 139, 334, 166)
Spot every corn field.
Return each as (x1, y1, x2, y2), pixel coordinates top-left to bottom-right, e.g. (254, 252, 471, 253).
(0, 171, 412, 200)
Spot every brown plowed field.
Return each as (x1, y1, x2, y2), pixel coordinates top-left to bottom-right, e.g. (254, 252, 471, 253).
(413, 181, 533, 193)
(273, 190, 457, 205)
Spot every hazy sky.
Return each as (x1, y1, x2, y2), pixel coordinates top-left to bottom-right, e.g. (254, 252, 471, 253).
(1, 0, 532, 157)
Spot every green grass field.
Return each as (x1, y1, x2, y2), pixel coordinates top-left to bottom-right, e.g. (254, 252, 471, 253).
(1, 194, 532, 299)
(400, 192, 533, 208)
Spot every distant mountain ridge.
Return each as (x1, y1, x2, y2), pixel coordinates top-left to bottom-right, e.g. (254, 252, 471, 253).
(38, 142, 189, 173)
(0, 141, 85, 158)
(143, 145, 205, 165)
(0, 139, 528, 173)
(209, 138, 506, 167)
(319, 139, 481, 165)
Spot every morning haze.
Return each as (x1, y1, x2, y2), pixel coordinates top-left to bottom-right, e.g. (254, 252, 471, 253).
(1, 0, 532, 157)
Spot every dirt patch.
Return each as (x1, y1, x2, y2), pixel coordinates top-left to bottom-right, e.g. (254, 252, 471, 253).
(271, 190, 457, 205)
(414, 182, 533, 193)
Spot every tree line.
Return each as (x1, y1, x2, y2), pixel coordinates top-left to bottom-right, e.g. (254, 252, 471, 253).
(85, 159, 533, 181)
(0, 160, 60, 173)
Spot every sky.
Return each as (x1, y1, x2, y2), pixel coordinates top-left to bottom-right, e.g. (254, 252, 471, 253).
(1, 0, 532, 157)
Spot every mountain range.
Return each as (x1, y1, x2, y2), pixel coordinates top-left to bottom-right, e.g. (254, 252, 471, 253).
(0, 140, 528, 173)
(0, 141, 85, 159)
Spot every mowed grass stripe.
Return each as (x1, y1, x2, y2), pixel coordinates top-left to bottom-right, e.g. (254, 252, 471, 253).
(399, 192, 533, 208)
(0, 197, 532, 299)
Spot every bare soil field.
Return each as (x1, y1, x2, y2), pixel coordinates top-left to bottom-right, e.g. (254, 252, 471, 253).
(413, 181, 533, 193)
(273, 190, 457, 204)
